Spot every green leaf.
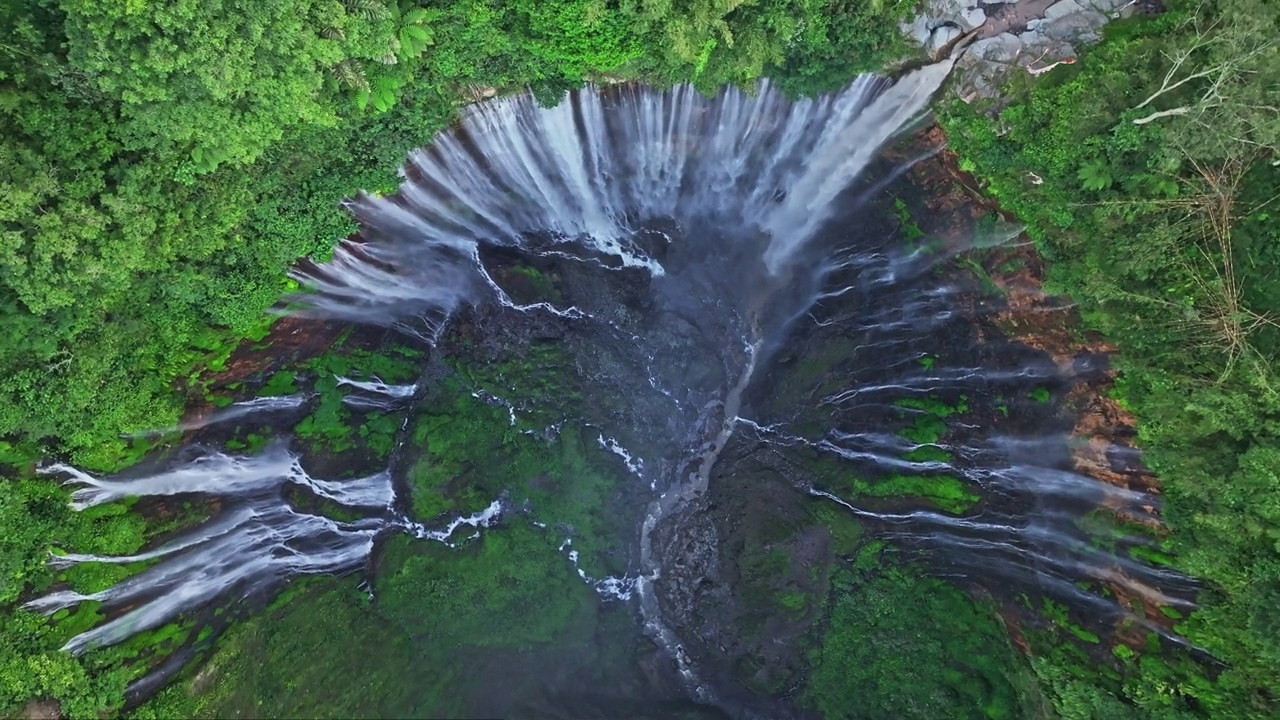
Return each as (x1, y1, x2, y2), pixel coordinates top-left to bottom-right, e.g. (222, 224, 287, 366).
(398, 24, 433, 58)
(1077, 161, 1112, 191)
(372, 86, 395, 112)
(401, 7, 434, 25)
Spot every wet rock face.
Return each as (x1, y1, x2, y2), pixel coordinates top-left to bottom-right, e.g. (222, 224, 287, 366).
(468, 242, 743, 488)
(649, 437, 839, 719)
(650, 499, 728, 657)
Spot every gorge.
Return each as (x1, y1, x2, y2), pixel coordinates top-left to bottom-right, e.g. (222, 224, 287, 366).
(23, 63, 1206, 718)
(4, 0, 1277, 716)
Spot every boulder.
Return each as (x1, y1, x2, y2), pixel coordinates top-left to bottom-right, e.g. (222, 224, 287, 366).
(929, 25, 965, 55)
(904, 16, 935, 47)
(901, 0, 1124, 103)
(959, 7, 988, 30)
(1044, 0, 1087, 20)
(1041, 10, 1107, 43)
(969, 32, 1026, 64)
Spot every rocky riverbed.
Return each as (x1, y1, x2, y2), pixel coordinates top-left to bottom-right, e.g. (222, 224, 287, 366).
(905, 0, 1162, 100)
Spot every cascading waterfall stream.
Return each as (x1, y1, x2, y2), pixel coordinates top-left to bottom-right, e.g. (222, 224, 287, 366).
(29, 441, 502, 655)
(122, 394, 312, 437)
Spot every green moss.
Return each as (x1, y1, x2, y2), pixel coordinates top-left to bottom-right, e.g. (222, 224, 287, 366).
(894, 396, 964, 417)
(405, 455, 457, 520)
(1041, 599, 1101, 644)
(777, 590, 809, 617)
(903, 445, 953, 463)
(107, 621, 192, 661)
(838, 472, 979, 515)
(893, 394, 969, 450)
(853, 540, 887, 572)
(243, 433, 269, 454)
(308, 346, 420, 385)
(376, 524, 591, 648)
(1069, 626, 1101, 644)
(49, 603, 105, 644)
(290, 345, 417, 455)
(293, 374, 354, 453)
(893, 197, 925, 243)
(1130, 544, 1177, 567)
(900, 415, 948, 445)
(738, 546, 793, 609)
(998, 257, 1025, 274)
(135, 579, 458, 719)
(259, 371, 298, 397)
(960, 256, 1005, 297)
(405, 378, 628, 575)
(451, 343, 582, 428)
(807, 500, 864, 556)
(807, 567, 1033, 719)
(503, 265, 562, 303)
(357, 412, 401, 459)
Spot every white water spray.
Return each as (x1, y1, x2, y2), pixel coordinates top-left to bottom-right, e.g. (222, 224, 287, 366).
(28, 446, 504, 654)
(290, 63, 955, 326)
(335, 375, 418, 398)
(42, 443, 395, 511)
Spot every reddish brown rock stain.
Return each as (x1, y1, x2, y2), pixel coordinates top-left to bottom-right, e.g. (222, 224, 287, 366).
(897, 126, 1178, 643)
(179, 317, 348, 431)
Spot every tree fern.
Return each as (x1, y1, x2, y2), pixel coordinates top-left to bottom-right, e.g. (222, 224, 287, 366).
(331, 59, 370, 92)
(397, 23, 432, 61)
(1078, 161, 1113, 192)
(401, 7, 433, 26)
(342, 0, 390, 22)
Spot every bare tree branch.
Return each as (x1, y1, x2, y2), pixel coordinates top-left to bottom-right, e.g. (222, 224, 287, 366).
(1133, 106, 1193, 125)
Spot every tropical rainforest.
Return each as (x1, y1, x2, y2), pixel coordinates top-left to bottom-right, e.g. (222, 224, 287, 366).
(0, 0, 1277, 718)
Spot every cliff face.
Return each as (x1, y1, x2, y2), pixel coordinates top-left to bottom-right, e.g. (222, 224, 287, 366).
(905, 0, 1150, 100)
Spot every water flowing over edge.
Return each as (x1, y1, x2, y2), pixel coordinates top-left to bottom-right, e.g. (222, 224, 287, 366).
(287, 61, 954, 329)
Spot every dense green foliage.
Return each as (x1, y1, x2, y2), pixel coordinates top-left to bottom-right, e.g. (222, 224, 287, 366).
(808, 565, 1034, 719)
(376, 527, 591, 647)
(941, 0, 1280, 714)
(0, 481, 210, 717)
(400, 339, 638, 576)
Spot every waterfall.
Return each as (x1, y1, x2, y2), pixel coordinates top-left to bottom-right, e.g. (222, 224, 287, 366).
(289, 61, 954, 328)
(28, 441, 502, 655)
(41, 443, 395, 511)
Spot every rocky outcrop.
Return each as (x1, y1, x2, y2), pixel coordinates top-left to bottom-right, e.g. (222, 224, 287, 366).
(904, 0, 1148, 101)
